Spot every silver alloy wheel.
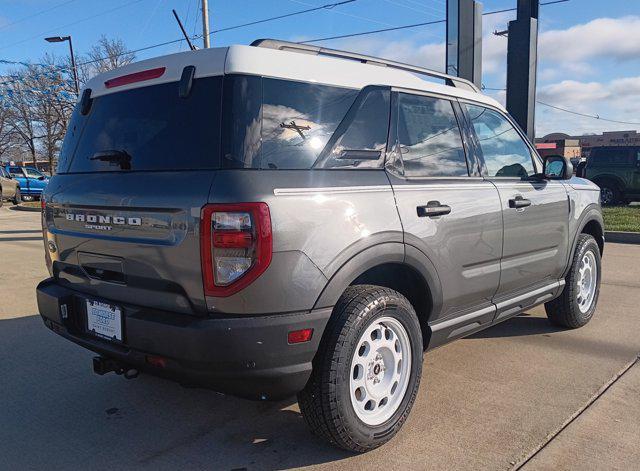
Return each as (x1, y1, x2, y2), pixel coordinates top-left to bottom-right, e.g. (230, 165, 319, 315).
(577, 250, 597, 313)
(349, 316, 412, 426)
(600, 187, 614, 205)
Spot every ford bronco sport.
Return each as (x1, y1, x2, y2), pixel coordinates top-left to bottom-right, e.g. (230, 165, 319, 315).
(583, 145, 640, 205)
(37, 40, 604, 452)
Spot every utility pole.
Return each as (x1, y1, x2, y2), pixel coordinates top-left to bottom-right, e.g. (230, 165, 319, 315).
(506, 0, 539, 140)
(201, 0, 210, 48)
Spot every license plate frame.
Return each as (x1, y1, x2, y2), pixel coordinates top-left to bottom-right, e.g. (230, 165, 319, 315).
(86, 300, 123, 342)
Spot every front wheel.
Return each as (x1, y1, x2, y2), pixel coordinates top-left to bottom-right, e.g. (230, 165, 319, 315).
(298, 285, 423, 452)
(545, 234, 601, 328)
(13, 187, 21, 205)
(599, 183, 619, 205)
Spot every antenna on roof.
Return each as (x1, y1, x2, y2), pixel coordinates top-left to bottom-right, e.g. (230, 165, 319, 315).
(172, 9, 197, 51)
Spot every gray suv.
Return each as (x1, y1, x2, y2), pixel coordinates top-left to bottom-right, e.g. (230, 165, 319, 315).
(37, 40, 604, 452)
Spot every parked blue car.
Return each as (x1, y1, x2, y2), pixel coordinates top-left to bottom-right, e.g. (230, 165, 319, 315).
(5, 166, 49, 200)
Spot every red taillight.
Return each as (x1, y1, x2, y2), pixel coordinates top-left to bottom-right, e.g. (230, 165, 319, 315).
(104, 67, 166, 89)
(40, 195, 46, 210)
(288, 328, 314, 344)
(200, 203, 272, 297)
(213, 231, 253, 248)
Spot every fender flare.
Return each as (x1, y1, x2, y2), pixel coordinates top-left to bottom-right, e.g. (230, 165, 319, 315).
(591, 174, 626, 192)
(312, 242, 443, 318)
(562, 206, 604, 278)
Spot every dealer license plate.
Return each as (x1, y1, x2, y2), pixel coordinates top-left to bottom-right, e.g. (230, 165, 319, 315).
(86, 300, 122, 342)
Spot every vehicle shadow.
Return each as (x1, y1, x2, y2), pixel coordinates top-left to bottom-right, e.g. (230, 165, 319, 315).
(469, 312, 565, 339)
(0, 315, 352, 470)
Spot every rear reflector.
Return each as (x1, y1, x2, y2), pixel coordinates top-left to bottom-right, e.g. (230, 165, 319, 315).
(288, 328, 313, 344)
(145, 355, 167, 368)
(105, 67, 166, 89)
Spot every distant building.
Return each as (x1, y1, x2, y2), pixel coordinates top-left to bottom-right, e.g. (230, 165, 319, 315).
(534, 138, 581, 159)
(536, 130, 640, 158)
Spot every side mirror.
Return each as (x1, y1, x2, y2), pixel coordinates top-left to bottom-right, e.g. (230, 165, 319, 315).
(543, 155, 573, 180)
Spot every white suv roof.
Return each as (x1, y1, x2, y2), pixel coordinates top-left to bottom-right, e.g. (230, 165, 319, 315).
(85, 41, 502, 110)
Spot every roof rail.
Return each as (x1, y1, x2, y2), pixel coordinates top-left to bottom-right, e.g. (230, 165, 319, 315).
(250, 38, 480, 93)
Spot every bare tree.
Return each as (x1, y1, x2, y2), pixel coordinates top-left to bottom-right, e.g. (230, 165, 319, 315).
(0, 103, 18, 161)
(77, 36, 136, 86)
(0, 36, 135, 171)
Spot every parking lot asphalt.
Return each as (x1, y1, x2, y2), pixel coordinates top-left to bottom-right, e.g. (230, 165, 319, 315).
(1, 205, 639, 470)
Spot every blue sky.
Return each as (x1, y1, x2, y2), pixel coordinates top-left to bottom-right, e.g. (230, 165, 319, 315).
(1, 0, 638, 135)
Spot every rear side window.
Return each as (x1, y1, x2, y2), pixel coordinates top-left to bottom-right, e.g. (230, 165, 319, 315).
(7, 167, 23, 178)
(465, 104, 534, 178)
(589, 147, 636, 165)
(260, 79, 358, 169)
(396, 93, 468, 177)
(60, 76, 223, 173)
(314, 87, 390, 169)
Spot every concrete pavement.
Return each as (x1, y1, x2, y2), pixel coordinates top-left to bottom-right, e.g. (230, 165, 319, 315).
(1, 205, 639, 470)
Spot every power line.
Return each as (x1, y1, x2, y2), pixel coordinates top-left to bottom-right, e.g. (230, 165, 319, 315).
(0, 0, 148, 51)
(0, 0, 567, 76)
(209, 0, 357, 35)
(482, 86, 640, 126)
(537, 101, 640, 126)
(0, 0, 78, 32)
(300, 0, 570, 43)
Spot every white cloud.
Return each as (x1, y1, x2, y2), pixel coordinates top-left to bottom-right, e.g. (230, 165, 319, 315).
(536, 76, 640, 136)
(540, 16, 640, 64)
(300, 14, 640, 136)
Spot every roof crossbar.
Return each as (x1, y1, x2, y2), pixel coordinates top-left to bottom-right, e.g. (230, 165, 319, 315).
(250, 38, 480, 93)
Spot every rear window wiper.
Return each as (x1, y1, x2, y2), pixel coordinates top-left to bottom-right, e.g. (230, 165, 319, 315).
(90, 150, 132, 170)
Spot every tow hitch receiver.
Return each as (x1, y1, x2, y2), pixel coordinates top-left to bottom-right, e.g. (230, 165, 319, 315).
(92, 356, 139, 379)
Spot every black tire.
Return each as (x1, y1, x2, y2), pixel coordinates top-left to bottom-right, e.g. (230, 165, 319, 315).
(598, 182, 620, 205)
(545, 234, 601, 328)
(13, 187, 21, 205)
(298, 285, 423, 453)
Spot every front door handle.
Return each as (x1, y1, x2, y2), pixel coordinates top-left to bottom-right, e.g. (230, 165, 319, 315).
(509, 195, 531, 209)
(417, 201, 451, 218)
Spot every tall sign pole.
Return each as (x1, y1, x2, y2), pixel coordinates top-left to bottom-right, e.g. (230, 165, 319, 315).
(506, 0, 539, 140)
(446, 0, 483, 89)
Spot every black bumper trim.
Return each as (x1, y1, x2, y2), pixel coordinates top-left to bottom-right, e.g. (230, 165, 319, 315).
(37, 278, 332, 400)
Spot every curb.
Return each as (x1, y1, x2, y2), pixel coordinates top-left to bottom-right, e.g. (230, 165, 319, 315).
(605, 231, 640, 244)
(10, 204, 41, 213)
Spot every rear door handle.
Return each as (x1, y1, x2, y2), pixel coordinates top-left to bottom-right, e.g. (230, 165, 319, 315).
(509, 196, 531, 209)
(417, 201, 451, 218)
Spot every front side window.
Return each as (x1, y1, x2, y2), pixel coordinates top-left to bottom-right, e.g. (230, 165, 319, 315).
(24, 168, 44, 178)
(396, 93, 468, 177)
(465, 104, 534, 178)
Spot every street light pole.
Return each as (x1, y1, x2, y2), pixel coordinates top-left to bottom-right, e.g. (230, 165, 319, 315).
(45, 35, 80, 96)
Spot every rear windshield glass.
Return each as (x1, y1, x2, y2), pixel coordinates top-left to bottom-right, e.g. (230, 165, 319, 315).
(59, 76, 222, 173)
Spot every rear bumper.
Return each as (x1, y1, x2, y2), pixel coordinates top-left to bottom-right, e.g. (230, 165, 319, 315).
(37, 278, 331, 400)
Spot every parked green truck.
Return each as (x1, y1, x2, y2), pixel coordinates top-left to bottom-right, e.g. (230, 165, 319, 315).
(584, 146, 640, 205)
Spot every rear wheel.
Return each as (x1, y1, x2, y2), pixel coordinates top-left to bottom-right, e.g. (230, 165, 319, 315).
(298, 285, 423, 452)
(13, 187, 21, 205)
(545, 234, 601, 328)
